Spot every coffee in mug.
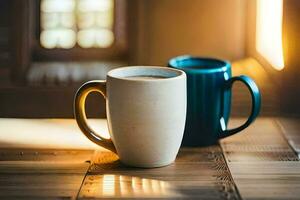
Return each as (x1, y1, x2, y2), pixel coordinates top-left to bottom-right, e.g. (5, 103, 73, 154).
(124, 75, 167, 80)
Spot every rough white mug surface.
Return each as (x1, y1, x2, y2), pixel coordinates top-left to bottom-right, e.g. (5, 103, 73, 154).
(74, 66, 187, 168)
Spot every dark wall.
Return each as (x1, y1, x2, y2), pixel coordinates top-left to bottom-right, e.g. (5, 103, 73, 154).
(0, 0, 11, 69)
(282, 0, 300, 115)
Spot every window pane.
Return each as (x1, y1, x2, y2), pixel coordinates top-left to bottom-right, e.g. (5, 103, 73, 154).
(40, 0, 76, 49)
(40, 0, 114, 49)
(41, 29, 76, 49)
(77, 29, 95, 48)
(96, 11, 113, 29)
(77, 29, 114, 48)
(41, 13, 60, 29)
(77, 0, 113, 12)
(77, 12, 95, 29)
(41, 0, 76, 12)
(95, 29, 114, 48)
(77, 0, 114, 48)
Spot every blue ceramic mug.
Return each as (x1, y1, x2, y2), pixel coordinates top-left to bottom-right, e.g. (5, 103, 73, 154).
(168, 55, 261, 146)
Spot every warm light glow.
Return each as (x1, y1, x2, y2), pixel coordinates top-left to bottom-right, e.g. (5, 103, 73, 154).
(40, 0, 114, 49)
(41, 29, 77, 49)
(0, 118, 109, 149)
(77, 0, 113, 12)
(102, 175, 115, 196)
(119, 176, 131, 196)
(256, 0, 284, 70)
(41, 0, 75, 12)
(142, 178, 152, 194)
(102, 175, 173, 197)
(77, 29, 114, 48)
(80, 175, 179, 198)
(151, 179, 162, 194)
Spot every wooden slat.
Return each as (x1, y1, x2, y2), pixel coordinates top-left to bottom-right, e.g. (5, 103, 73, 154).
(223, 118, 295, 155)
(0, 148, 94, 163)
(0, 161, 89, 174)
(0, 162, 89, 199)
(276, 117, 300, 155)
(78, 147, 241, 199)
(221, 118, 300, 200)
(227, 162, 300, 200)
(0, 147, 93, 199)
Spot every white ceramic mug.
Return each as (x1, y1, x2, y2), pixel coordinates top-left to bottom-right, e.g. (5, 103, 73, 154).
(74, 66, 187, 168)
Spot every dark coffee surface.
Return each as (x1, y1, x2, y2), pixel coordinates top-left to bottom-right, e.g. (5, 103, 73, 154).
(124, 75, 167, 80)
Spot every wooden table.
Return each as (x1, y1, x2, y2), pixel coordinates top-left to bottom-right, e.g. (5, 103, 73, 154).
(0, 118, 300, 199)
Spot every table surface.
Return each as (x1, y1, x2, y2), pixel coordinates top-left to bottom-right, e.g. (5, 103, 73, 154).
(0, 117, 300, 200)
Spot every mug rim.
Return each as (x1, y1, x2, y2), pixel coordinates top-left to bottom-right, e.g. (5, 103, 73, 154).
(107, 66, 186, 82)
(168, 55, 231, 73)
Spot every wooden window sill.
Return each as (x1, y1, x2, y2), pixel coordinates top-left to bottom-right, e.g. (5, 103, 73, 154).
(26, 61, 127, 86)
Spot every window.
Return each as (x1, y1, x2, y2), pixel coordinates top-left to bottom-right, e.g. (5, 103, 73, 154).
(34, 0, 127, 61)
(40, 0, 114, 49)
(256, 0, 284, 70)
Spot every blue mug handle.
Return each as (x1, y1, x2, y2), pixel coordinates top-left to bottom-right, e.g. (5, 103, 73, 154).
(219, 75, 261, 138)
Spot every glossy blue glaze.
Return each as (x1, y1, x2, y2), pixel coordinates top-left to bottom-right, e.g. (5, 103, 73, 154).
(169, 55, 261, 146)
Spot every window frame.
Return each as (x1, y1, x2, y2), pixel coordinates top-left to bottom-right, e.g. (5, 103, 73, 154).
(32, 0, 128, 61)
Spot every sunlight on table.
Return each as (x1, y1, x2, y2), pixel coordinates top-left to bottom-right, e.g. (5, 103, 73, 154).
(81, 174, 178, 198)
(0, 118, 110, 150)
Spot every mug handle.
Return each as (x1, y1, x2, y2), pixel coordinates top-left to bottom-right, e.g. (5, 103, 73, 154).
(219, 75, 261, 139)
(74, 80, 116, 153)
